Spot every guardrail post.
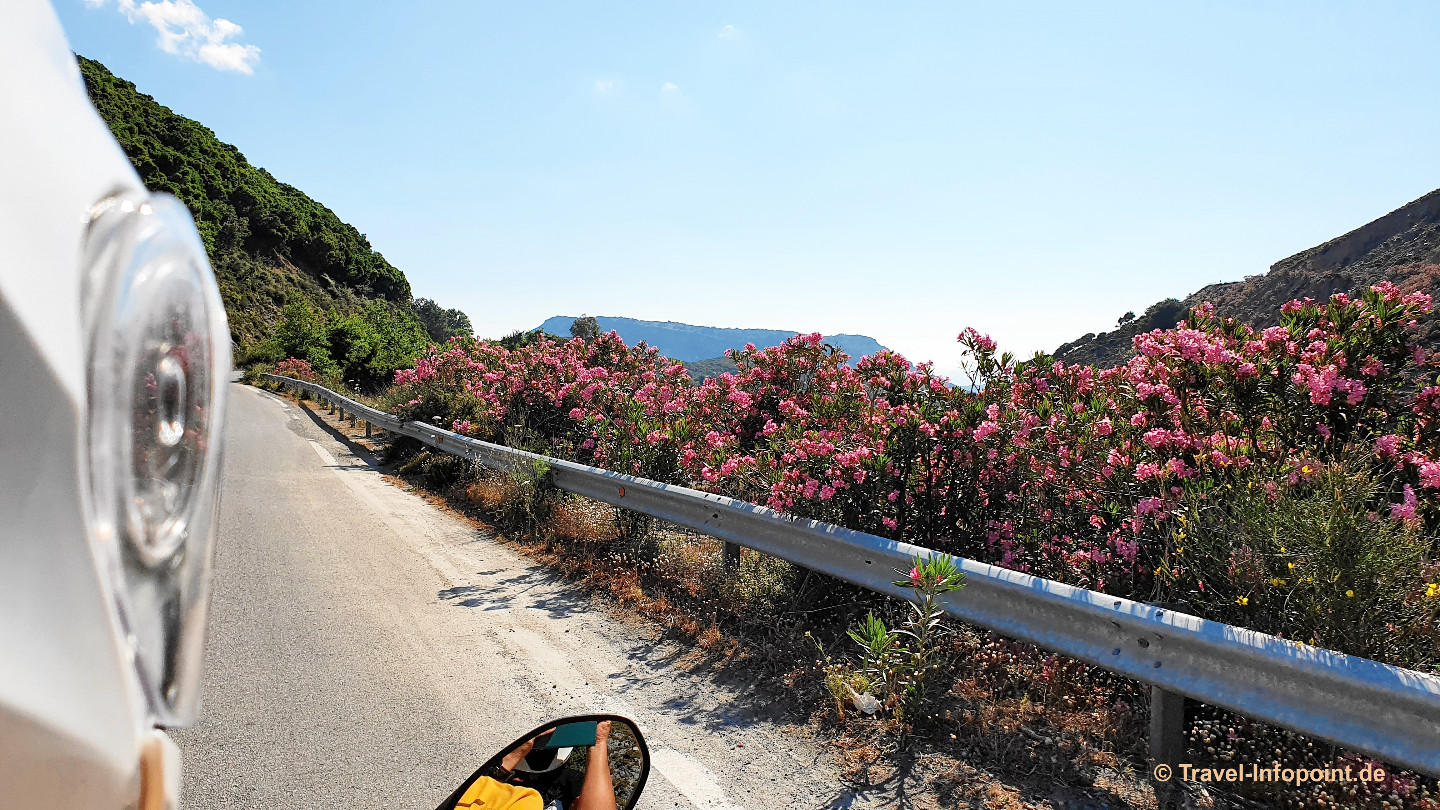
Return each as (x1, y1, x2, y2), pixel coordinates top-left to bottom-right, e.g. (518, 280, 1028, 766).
(365, 421, 372, 438)
(1149, 603, 1187, 809)
(1150, 685, 1185, 808)
(722, 541, 741, 574)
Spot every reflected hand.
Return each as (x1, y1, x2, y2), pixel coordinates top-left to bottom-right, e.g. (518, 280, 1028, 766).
(501, 729, 554, 772)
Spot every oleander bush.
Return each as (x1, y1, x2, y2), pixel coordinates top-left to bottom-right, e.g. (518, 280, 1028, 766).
(381, 282, 1440, 672)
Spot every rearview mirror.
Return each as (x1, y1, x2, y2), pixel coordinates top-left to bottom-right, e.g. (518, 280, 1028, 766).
(437, 715, 650, 810)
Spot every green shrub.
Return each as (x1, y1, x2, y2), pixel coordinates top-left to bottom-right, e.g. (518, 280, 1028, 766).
(1163, 455, 1438, 668)
(841, 555, 967, 726)
(241, 362, 275, 386)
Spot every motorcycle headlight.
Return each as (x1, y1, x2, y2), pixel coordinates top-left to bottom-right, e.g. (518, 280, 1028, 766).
(81, 192, 230, 727)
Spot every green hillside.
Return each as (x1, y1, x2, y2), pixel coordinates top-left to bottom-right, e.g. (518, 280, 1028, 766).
(77, 55, 471, 384)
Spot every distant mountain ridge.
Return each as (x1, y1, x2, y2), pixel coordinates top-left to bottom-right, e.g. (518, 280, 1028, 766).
(1056, 189, 1440, 368)
(536, 316, 888, 364)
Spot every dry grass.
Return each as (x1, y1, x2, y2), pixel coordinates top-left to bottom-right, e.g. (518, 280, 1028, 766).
(465, 478, 519, 512)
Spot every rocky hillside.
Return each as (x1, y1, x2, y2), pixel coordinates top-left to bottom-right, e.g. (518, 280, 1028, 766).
(680, 355, 739, 382)
(537, 315, 888, 364)
(1055, 188, 1440, 367)
(78, 56, 470, 356)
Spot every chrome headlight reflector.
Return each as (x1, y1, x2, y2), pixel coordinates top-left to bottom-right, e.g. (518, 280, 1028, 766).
(82, 192, 230, 726)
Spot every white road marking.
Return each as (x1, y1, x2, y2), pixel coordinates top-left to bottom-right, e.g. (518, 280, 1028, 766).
(308, 440, 337, 466)
(651, 749, 748, 810)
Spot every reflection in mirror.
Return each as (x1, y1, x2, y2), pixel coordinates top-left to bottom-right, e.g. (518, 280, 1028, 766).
(441, 715, 650, 810)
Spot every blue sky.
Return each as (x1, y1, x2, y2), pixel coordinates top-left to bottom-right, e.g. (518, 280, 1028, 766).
(55, 1, 1440, 377)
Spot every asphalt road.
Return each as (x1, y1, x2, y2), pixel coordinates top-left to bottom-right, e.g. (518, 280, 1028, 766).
(174, 381, 871, 809)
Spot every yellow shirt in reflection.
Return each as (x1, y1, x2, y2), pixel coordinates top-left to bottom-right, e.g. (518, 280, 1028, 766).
(454, 776, 543, 810)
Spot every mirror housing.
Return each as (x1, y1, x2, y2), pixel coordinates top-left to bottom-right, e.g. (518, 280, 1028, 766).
(438, 714, 650, 810)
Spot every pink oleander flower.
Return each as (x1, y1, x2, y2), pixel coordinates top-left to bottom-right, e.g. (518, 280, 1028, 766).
(1391, 484, 1418, 521)
(1142, 428, 1170, 449)
(1375, 434, 1401, 459)
(1420, 461, 1440, 489)
(958, 327, 997, 353)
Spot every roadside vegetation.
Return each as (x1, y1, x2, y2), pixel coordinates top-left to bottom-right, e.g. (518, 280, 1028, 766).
(267, 284, 1440, 809)
(80, 56, 472, 373)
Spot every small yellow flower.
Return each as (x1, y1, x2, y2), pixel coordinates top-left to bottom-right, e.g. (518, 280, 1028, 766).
(1269, 578, 1286, 587)
(1176, 546, 1185, 555)
(1288, 562, 1296, 570)
(1301, 465, 1313, 474)
(1237, 596, 1249, 606)
(1345, 590, 1355, 598)
(1426, 583, 1439, 599)
(1280, 546, 1287, 553)
(1177, 515, 1187, 525)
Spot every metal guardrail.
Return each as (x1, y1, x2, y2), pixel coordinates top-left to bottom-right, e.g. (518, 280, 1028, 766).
(263, 373, 1440, 780)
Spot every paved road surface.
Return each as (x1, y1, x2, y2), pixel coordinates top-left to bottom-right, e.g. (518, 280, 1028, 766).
(174, 381, 872, 809)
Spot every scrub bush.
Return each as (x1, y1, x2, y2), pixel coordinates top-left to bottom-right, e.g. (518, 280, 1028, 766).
(387, 284, 1440, 671)
(841, 555, 967, 726)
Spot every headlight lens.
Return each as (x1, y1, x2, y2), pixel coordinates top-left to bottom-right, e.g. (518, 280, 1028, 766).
(82, 192, 230, 726)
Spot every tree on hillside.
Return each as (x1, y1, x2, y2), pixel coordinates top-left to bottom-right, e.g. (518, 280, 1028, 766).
(570, 315, 600, 342)
(412, 297, 473, 343)
(498, 329, 545, 350)
(271, 300, 337, 377)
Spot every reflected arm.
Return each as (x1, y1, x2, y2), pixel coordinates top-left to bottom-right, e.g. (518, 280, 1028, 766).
(573, 721, 616, 810)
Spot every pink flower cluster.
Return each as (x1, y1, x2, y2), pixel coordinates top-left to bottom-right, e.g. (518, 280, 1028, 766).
(386, 283, 1439, 601)
(273, 357, 318, 382)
